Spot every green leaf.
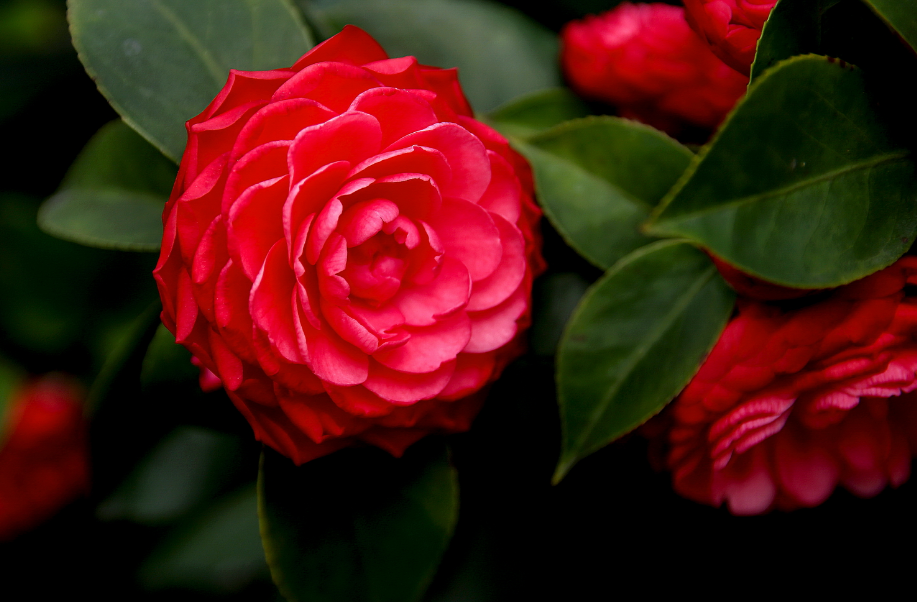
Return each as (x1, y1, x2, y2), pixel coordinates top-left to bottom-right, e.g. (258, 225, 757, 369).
(98, 426, 244, 525)
(58, 120, 176, 195)
(486, 88, 591, 139)
(528, 272, 590, 357)
(863, 0, 917, 54)
(750, 0, 827, 81)
(140, 484, 270, 593)
(646, 55, 917, 288)
(554, 240, 735, 482)
(68, 0, 314, 162)
(300, 0, 559, 113)
(259, 441, 458, 602)
(38, 189, 165, 251)
(37, 120, 176, 251)
(517, 117, 693, 270)
(140, 324, 199, 389)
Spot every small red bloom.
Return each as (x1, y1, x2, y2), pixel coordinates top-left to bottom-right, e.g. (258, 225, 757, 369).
(560, 2, 748, 134)
(682, 0, 778, 75)
(651, 257, 917, 514)
(0, 375, 88, 541)
(154, 26, 545, 465)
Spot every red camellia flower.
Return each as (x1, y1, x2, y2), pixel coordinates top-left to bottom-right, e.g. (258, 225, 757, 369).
(560, 2, 748, 134)
(682, 0, 777, 75)
(0, 375, 88, 541)
(153, 26, 545, 465)
(651, 257, 917, 514)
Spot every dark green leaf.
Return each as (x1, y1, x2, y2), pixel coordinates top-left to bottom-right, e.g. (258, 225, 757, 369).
(750, 0, 828, 81)
(37, 120, 175, 251)
(140, 324, 199, 389)
(863, 0, 917, 54)
(98, 425, 244, 525)
(300, 0, 559, 112)
(140, 484, 270, 593)
(59, 120, 176, 195)
(68, 0, 314, 161)
(38, 189, 165, 251)
(518, 117, 693, 269)
(486, 88, 591, 139)
(259, 441, 458, 602)
(646, 55, 917, 288)
(555, 240, 735, 482)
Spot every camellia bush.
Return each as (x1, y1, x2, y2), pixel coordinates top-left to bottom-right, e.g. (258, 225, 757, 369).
(2, 0, 917, 598)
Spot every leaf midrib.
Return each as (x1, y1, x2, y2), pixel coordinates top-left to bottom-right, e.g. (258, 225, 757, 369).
(150, 0, 225, 87)
(653, 150, 909, 227)
(567, 263, 716, 455)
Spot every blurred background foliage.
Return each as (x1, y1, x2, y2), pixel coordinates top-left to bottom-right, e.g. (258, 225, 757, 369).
(0, 0, 914, 600)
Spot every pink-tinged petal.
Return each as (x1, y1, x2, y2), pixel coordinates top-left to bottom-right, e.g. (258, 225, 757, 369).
(719, 448, 777, 515)
(478, 150, 522, 223)
(214, 260, 257, 364)
(316, 233, 350, 302)
(288, 112, 382, 185)
(208, 329, 244, 391)
(349, 88, 439, 147)
(373, 311, 471, 373)
(231, 98, 336, 160)
(306, 197, 343, 266)
(227, 175, 288, 280)
(272, 61, 380, 112)
(338, 198, 400, 246)
(464, 284, 527, 353)
(191, 100, 265, 171)
(456, 116, 513, 157)
(302, 324, 370, 387)
(198, 69, 293, 122)
(222, 141, 291, 214)
(428, 198, 503, 281)
(359, 428, 430, 457)
(348, 145, 452, 187)
(344, 174, 442, 222)
(391, 255, 470, 327)
(364, 359, 456, 403)
(175, 267, 200, 344)
(295, 279, 321, 331)
(292, 214, 315, 278)
(321, 298, 380, 354)
(277, 394, 324, 442)
(417, 67, 474, 117)
(348, 302, 408, 350)
(438, 352, 496, 400)
(291, 25, 388, 71)
(175, 154, 228, 264)
(250, 241, 303, 364)
(364, 56, 425, 89)
(773, 424, 839, 507)
(191, 216, 228, 323)
(467, 214, 525, 311)
(386, 122, 490, 202)
(284, 161, 350, 258)
(325, 384, 394, 418)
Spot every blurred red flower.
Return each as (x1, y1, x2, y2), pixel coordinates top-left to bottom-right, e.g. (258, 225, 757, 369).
(682, 0, 777, 74)
(560, 2, 748, 134)
(0, 375, 88, 540)
(651, 257, 917, 514)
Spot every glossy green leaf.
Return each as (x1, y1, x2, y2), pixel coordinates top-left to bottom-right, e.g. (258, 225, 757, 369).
(98, 426, 244, 525)
(68, 0, 314, 161)
(486, 88, 591, 139)
(140, 484, 270, 593)
(750, 0, 831, 81)
(863, 0, 917, 54)
(38, 189, 165, 251)
(301, 0, 559, 112)
(646, 55, 917, 288)
(259, 441, 458, 602)
(37, 120, 175, 251)
(518, 117, 693, 270)
(555, 240, 735, 482)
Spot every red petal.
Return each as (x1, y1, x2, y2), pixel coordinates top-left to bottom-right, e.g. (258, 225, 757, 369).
(477, 150, 522, 223)
(364, 359, 456, 403)
(467, 214, 525, 311)
(464, 284, 527, 353)
(227, 175, 288, 280)
(391, 255, 471, 327)
(273, 61, 380, 112)
(373, 311, 471, 373)
(428, 198, 503, 281)
(349, 87, 439, 147)
(287, 111, 382, 185)
(291, 25, 388, 70)
(250, 240, 303, 364)
(231, 98, 336, 160)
